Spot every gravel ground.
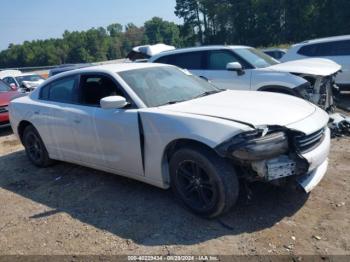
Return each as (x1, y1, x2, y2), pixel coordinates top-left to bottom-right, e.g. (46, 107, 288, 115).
(0, 125, 349, 256)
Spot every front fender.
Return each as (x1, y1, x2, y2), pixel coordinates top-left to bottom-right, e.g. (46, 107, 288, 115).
(251, 69, 307, 90)
(139, 109, 253, 187)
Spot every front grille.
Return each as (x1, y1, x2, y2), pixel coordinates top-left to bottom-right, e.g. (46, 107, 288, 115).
(0, 106, 8, 113)
(294, 128, 325, 153)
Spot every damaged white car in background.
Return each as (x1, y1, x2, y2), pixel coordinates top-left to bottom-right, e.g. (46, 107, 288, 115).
(145, 44, 350, 136)
(0, 70, 45, 93)
(10, 64, 331, 218)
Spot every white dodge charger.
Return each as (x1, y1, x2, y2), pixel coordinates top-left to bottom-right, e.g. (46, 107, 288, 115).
(9, 63, 330, 218)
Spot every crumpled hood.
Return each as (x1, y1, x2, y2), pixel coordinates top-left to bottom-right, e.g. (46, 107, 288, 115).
(267, 58, 342, 76)
(161, 90, 317, 128)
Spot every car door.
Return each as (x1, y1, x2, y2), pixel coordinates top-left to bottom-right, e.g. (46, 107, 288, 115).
(66, 73, 144, 177)
(37, 75, 82, 162)
(326, 40, 350, 87)
(198, 50, 252, 90)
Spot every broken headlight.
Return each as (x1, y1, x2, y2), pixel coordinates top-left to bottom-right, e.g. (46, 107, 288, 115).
(216, 130, 289, 161)
(294, 82, 312, 100)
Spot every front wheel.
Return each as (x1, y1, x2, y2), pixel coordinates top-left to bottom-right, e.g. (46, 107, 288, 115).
(169, 146, 239, 218)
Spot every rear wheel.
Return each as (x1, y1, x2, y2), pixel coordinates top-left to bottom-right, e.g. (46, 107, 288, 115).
(23, 125, 54, 167)
(169, 146, 239, 218)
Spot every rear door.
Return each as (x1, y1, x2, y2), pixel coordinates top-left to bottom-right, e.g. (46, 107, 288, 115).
(37, 75, 81, 161)
(327, 40, 350, 87)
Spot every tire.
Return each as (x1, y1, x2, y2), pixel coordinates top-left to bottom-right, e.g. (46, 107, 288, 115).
(23, 125, 54, 167)
(169, 146, 239, 218)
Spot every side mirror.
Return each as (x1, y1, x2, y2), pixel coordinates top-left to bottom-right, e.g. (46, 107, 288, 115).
(226, 62, 244, 74)
(100, 96, 128, 109)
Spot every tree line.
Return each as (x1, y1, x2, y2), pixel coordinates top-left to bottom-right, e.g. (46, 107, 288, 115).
(1, 0, 349, 68)
(175, 0, 350, 47)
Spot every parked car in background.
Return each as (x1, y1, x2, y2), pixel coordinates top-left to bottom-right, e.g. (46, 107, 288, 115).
(49, 64, 93, 77)
(149, 45, 341, 112)
(0, 79, 20, 125)
(281, 35, 350, 93)
(0, 70, 45, 92)
(262, 48, 287, 60)
(10, 63, 331, 218)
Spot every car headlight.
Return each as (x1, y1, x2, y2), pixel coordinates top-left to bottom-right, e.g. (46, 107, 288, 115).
(216, 130, 289, 161)
(294, 82, 312, 100)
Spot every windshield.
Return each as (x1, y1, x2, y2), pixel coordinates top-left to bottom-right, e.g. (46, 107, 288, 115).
(0, 80, 11, 92)
(16, 75, 44, 85)
(235, 48, 280, 68)
(119, 66, 220, 107)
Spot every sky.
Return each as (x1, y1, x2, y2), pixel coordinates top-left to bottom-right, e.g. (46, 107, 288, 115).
(0, 0, 182, 51)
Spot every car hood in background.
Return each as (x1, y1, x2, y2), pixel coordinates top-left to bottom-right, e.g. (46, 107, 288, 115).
(161, 90, 317, 128)
(267, 58, 342, 76)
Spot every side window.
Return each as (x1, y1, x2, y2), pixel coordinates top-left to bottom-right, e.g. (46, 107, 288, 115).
(79, 75, 123, 106)
(298, 44, 318, 56)
(331, 40, 350, 56)
(40, 76, 77, 103)
(154, 56, 170, 64)
(207, 50, 239, 70)
(298, 42, 333, 57)
(155, 52, 204, 70)
(4, 77, 16, 86)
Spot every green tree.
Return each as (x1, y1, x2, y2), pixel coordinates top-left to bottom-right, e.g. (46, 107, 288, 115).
(144, 17, 181, 45)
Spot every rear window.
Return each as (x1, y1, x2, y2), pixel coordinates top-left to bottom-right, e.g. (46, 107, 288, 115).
(298, 40, 350, 56)
(40, 76, 77, 103)
(154, 51, 205, 70)
(0, 80, 11, 92)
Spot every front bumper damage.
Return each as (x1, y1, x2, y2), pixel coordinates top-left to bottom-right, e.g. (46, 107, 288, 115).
(329, 113, 350, 137)
(294, 74, 337, 113)
(217, 127, 331, 193)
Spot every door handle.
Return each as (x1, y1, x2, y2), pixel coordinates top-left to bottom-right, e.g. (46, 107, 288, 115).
(73, 119, 81, 124)
(34, 111, 40, 115)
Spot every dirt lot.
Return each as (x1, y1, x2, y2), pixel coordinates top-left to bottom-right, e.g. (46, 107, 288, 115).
(0, 124, 349, 256)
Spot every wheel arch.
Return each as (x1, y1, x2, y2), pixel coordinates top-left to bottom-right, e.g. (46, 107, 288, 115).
(161, 138, 219, 185)
(17, 120, 34, 143)
(258, 85, 297, 95)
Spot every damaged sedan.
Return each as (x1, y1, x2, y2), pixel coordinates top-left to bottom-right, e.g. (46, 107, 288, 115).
(9, 63, 330, 218)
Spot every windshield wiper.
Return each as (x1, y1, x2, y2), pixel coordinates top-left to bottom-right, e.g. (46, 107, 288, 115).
(193, 89, 225, 99)
(160, 100, 186, 106)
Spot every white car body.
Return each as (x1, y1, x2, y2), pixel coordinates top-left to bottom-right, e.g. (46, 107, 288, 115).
(149, 45, 341, 111)
(9, 63, 330, 215)
(281, 35, 350, 91)
(0, 70, 45, 92)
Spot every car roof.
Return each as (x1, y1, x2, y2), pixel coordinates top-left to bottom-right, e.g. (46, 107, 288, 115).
(0, 70, 39, 78)
(151, 45, 251, 57)
(47, 62, 171, 82)
(297, 35, 350, 45)
(262, 48, 287, 52)
(77, 62, 169, 73)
